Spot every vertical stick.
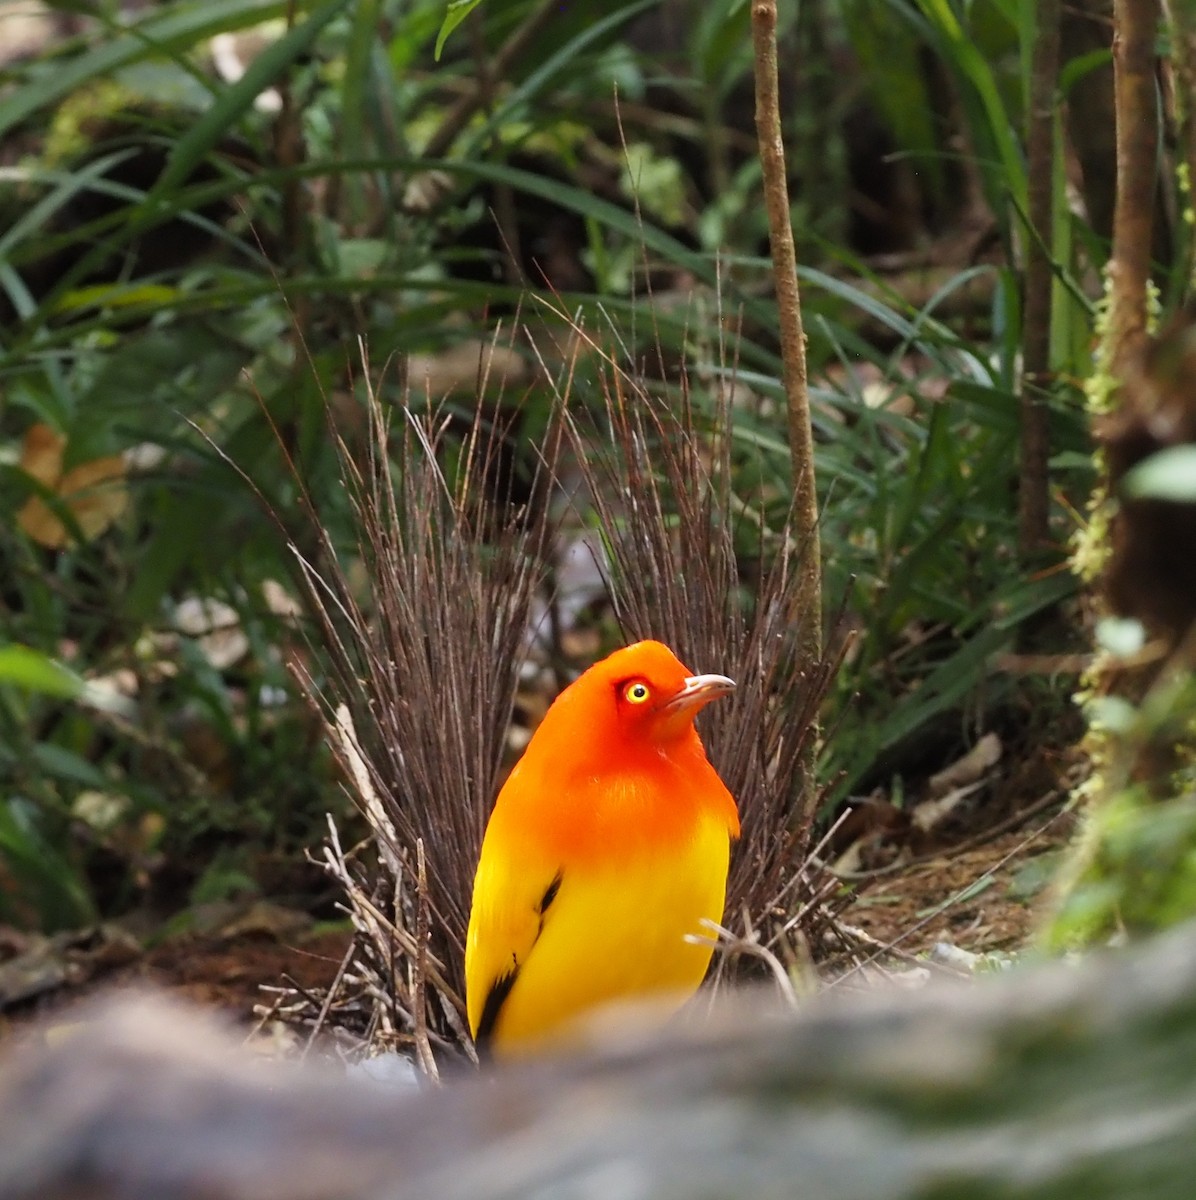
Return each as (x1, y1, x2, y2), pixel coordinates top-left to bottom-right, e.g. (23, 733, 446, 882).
(1019, 0, 1062, 556)
(412, 839, 439, 1083)
(1165, 0, 1196, 287)
(751, 1, 822, 834)
(1108, 0, 1161, 372)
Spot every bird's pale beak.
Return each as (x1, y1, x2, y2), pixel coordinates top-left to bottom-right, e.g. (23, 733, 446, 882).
(662, 672, 736, 717)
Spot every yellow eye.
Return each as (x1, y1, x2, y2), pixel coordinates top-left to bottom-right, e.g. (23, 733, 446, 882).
(624, 681, 651, 705)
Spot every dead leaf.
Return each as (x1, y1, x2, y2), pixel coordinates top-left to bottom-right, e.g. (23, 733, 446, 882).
(828, 794, 912, 875)
(173, 596, 249, 670)
(19, 422, 63, 486)
(927, 732, 1002, 798)
(16, 424, 129, 548)
(911, 779, 987, 834)
(0, 926, 140, 1010)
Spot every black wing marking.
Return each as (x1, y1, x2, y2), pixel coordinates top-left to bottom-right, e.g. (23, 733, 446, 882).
(475, 967, 518, 1055)
(538, 871, 562, 919)
(474, 871, 564, 1055)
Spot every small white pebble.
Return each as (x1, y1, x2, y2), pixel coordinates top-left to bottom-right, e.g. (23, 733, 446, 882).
(347, 1051, 420, 1091)
(931, 942, 982, 972)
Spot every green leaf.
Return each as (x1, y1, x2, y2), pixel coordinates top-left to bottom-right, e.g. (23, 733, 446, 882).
(435, 0, 484, 60)
(1060, 48, 1112, 96)
(31, 743, 110, 790)
(158, 1, 350, 201)
(0, 798, 97, 931)
(0, 645, 85, 700)
(1122, 445, 1196, 502)
(460, 0, 657, 156)
(0, 646, 133, 715)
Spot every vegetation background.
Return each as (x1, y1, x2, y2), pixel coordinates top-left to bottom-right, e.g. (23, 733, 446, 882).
(0, 0, 1190, 1015)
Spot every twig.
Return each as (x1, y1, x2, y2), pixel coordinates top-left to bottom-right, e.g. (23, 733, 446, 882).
(688, 916, 799, 1009)
(936, 787, 1069, 858)
(348, 877, 460, 1007)
(751, 0, 822, 839)
(300, 922, 357, 1061)
(831, 919, 963, 977)
(331, 706, 402, 880)
(411, 840, 439, 1083)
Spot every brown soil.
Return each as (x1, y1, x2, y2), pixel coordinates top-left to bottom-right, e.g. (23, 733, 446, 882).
(0, 926, 353, 1040)
(840, 812, 1075, 958)
(131, 928, 354, 1016)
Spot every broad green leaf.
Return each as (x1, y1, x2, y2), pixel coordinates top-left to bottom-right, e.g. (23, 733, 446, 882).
(0, 645, 85, 699)
(0, 798, 97, 930)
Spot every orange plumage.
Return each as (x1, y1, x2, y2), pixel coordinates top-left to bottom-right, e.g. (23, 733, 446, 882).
(465, 639, 739, 1057)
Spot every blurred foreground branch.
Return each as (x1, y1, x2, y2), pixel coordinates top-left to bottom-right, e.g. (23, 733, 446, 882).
(5, 920, 1196, 1199)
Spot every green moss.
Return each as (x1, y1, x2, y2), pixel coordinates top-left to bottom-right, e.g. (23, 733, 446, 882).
(1048, 267, 1194, 952)
(1046, 671, 1196, 950)
(43, 79, 138, 166)
(1048, 787, 1196, 948)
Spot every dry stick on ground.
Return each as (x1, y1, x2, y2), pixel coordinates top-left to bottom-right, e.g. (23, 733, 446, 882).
(308, 815, 468, 1060)
(412, 841, 438, 1083)
(1019, 0, 1061, 556)
(751, 0, 822, 841)
(1109, 0, 1161, 372)
(688, 916, 800, 1009)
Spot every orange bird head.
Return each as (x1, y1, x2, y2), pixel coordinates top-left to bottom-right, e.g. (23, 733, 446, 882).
(537, 639, 736, 763)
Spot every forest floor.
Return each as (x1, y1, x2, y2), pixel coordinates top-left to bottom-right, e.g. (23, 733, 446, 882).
(835, 726, 1080, 958)
(840, 812, 1074, 960)
(0, 753, 1078, 1043)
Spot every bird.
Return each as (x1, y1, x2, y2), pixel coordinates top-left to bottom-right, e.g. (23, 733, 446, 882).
(465, 639, 739, 1058)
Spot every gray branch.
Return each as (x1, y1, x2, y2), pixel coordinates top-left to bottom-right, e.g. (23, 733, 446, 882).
(3, 921, 1196, 1199)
